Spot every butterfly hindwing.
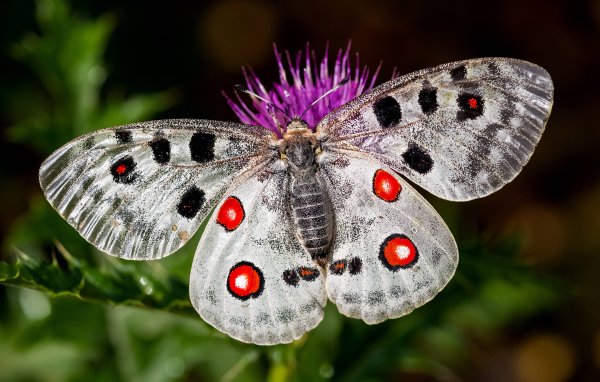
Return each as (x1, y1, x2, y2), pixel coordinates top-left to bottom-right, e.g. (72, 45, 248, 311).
(319, 150, 458, 324)
(318, 58, 553, 201)
(39, 119, 274, 260)
(189, 160, 327, 345)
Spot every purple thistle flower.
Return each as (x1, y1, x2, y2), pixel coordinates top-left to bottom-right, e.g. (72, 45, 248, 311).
(224, 42, 382, 138)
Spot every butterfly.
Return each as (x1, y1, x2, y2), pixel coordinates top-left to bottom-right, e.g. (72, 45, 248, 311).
(39, 58, 553, 345)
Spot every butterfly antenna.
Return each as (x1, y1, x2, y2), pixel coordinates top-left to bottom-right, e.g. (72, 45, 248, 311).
(234, 85, 292, 123)
(299, 77, 350, 120)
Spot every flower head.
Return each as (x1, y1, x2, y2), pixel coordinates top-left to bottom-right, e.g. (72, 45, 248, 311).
(224, 42, 381, 137)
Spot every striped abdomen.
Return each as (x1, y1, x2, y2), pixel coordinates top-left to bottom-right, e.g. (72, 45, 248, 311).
(289, 175, 333, 265)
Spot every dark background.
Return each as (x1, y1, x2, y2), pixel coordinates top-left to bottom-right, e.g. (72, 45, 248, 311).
(0, 0, 599, 381)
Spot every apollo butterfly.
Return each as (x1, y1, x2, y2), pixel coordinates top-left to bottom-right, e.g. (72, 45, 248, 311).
(39, 56, 553, 345)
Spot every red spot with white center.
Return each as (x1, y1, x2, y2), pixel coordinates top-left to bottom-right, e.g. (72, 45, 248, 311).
(379, 234, 418, 270)
(227, 262, 263, 300)
(217, 196, 245, 231)
(115, 164, 127, 175)
(467, 97, 478, 109)
(373, 169, 402, 202)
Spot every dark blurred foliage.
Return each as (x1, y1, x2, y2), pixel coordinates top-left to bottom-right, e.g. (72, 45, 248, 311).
(0, 0, 599, 381)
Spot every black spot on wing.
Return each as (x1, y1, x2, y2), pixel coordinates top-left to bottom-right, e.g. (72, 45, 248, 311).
(190, 132, 216, 163)
(297, 266, 319, 281)
(402, 143, 433, 174)
(115, 129, 132, 144)
(450, 65, 467, 81)
(457, 93, 485, 121)
(149, 137, 171, 164)
(418, 87, 438, 115)
(110, 156, 138, 184)
(283, 269, 300, 287)
(348, 257, 362, 275)
(373, 96, 402, 128)
(177, 186, 205, 219)
(329, 259, 347, 275)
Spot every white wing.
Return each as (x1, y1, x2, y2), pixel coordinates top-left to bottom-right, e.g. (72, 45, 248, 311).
(318, 58, 553, 201)
(39, 119, 275, 260)
(319, 149, 458, 324)
(189, 159, 327, 345)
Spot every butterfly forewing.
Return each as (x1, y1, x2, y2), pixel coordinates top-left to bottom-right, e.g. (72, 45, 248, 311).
(318, 149, 458, 323)
(39, 119, 274, 260)
(189, 160, 327, 345)
(317, 58, 553, 201)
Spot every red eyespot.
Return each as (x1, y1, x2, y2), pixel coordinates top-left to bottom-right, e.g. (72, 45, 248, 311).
(227, 262, 263, 300)
(217, 196, 245, 231)
(379, 234, 418, 270)
(110, 156, 137, 184)
(467, 97, 478, 109)
(115, 164, 127, 175)
(373, 169, 402, 202)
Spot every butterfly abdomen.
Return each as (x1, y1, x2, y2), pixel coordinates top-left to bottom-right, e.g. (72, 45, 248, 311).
(289, 176, 332, 265)
(284, 135, 333, 265)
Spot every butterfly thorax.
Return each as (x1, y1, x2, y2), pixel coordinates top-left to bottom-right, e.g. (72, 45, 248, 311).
(283, 125, 333, 267)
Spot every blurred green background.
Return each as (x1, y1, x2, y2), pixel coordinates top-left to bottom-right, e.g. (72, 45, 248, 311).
(1, 0, 599, 381)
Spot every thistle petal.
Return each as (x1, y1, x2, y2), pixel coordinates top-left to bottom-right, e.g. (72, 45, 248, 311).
(225, 43, 381, 137)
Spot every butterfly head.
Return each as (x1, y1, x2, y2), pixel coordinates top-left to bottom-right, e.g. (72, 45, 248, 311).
(285, 119, 309, 135)
(281, 119, 320, 173)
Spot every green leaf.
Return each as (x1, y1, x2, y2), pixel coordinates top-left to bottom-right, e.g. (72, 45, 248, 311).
(0, 245, 194, 316)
